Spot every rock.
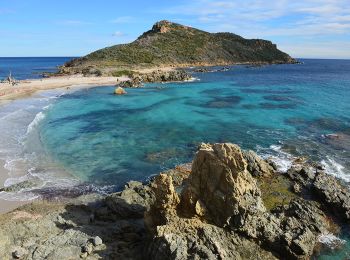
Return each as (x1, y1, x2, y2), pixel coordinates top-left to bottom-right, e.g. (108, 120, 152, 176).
(144, 174, 180, 232)
(181, 143, 265, 226)
(105, 181, 154, 219)
(243, 150, 275, 177)
(286, 165, 315, 186)
(92, 236, 103, 246)
(118, 76, 143, 88)
(313, 171, 350, 221)
(82, 243, 93, 254)
(114, 86, 127, 95)
(12, 247, 28, 259)
(293, 183, 302, 193)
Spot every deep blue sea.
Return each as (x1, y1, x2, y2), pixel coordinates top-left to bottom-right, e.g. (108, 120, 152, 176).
(0, 57, 75, 80)
(0, 58, 349, 258)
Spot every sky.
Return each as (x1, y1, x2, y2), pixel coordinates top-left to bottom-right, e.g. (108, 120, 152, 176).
(0, 0, 349, 58)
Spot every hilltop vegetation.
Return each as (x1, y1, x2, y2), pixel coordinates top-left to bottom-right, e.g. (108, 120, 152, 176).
(60, 20, 296, 75)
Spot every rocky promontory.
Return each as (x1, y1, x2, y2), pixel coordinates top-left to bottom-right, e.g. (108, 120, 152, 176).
(0, 143, 349, 259)
(58, 20, 296, 76)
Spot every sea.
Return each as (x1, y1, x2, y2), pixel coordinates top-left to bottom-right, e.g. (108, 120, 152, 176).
(0, 57, 349, 258)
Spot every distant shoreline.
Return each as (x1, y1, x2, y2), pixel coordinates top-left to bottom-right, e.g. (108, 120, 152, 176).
(0, 75, 128, 103)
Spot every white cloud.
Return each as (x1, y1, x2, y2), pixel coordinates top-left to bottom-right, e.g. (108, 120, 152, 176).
(159, 0, 350, 57)
(112, 31, 126, 37)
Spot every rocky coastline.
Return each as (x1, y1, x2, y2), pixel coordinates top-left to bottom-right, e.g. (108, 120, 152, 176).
(0, 143, 349, 259)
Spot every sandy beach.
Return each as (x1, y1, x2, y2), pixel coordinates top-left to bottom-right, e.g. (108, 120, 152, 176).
(0, 75, 128, 103)
(0, 75, 129, 214)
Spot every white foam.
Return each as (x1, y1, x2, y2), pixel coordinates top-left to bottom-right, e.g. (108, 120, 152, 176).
(321, 157, 350, 182)
(318, 233, 346, 250)
(260, 144, 294, 173)
(26, 111, 46, 135)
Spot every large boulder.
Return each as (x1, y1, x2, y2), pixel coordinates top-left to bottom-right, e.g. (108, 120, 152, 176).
(181, 143, 266, 226)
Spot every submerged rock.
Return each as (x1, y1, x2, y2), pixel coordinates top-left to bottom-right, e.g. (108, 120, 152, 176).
(114, 86, 127, 95)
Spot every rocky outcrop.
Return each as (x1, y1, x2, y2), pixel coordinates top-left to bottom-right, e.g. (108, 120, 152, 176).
(0, 143, 348, 260)
(140, 70, 192, 83)
(285, 161, 350, 221)
(313, 171, 350, 220)
(116, 70, 192, 88)
(145, 143, 334, 259)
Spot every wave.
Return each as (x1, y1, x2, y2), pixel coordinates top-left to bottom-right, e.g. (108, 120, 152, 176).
(259, 144, 294, 173)
(321, 156, 349, 183)
(26, 111, 46, 135)
(318, 233, 346, 250)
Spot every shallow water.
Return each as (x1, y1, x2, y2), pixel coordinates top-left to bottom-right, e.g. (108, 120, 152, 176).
(0, 59, 349, 257)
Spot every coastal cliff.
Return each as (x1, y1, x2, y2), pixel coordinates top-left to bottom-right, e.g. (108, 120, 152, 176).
(0, 143, 349, 259)
(59, 20, 296, 76)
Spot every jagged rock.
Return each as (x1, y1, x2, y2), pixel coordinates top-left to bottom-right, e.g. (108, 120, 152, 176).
(114, 86, 127, 95)
(243, 150, 275, 177)
(145, 143, 333, 259)
(144, 174, 180, 232)
(286, 164, 316, 186)
(105, 181, 153, 219)
(181, 143, 265, 226)
(118, 76, 143, 88)
(139, 69, 192, 83)
(313, 171, 350, 221)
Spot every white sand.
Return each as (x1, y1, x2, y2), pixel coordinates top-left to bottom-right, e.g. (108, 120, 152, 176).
(0, 75, 129, 214)
(0, 75, 128, 103)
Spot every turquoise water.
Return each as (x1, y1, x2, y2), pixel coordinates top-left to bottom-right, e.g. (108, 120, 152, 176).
(40, 59, 350, 188)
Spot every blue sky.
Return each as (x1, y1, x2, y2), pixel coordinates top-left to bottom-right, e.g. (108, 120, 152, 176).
(0, 0, 349, 58)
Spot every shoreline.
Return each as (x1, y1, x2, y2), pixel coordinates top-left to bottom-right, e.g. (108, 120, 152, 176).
(0, 75, 130, 214)
(0, 75, 128, 104)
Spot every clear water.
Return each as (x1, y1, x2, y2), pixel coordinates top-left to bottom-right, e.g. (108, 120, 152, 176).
(39, 59, 350, 188)
(0, 58, 349, 258)
(0, 57, 75, 80)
